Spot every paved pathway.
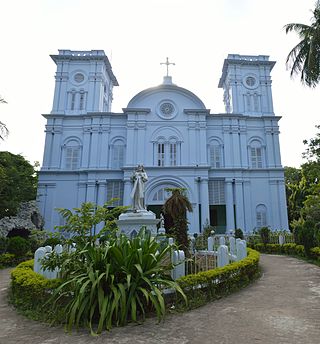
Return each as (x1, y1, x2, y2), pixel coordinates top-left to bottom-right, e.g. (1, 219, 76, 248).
(0, 255, 319, 344)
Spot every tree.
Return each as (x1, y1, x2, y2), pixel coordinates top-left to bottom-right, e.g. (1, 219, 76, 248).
(284, 1, 320, 87)
(0, 152, 37, 218)
(0, 96, 8, 140)
(163, 188, 193, 254)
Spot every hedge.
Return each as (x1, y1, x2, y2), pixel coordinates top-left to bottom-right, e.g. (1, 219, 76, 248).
(176, 248, 260, 308)
(11, 250, 261, 320)
(10, 259, 61, 319)
(248, 243, 320, 261)
(0, 253, 33, 269)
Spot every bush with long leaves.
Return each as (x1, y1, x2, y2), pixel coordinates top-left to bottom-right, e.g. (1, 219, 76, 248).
(48, 228, 187, 334)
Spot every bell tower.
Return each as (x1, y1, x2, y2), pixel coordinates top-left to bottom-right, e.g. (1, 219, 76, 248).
(218, 54, 275, 116)
(50, 50, 118, 115)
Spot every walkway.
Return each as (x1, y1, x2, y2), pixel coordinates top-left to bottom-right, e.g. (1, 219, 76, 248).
(0, 255, 319, 344)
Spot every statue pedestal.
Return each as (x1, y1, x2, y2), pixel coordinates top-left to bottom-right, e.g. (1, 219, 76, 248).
(117, 210, 159, 238)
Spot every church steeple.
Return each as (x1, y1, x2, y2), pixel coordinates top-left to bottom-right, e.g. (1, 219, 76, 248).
(50, 50, 118, 115)
(218, 54, 275, 116)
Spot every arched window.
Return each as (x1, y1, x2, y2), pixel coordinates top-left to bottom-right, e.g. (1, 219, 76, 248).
(256, 204, 267, 228)
(64, 139, 81, 170)
(249, 139, 263, 168)
(209, 140, 223, 168)
(111, 139, 125, 169)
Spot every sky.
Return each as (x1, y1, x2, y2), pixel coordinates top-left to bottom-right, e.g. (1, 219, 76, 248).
(0, 0, 319, 168)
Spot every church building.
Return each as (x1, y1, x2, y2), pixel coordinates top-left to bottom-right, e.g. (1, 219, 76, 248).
(37, 49, 289, 234)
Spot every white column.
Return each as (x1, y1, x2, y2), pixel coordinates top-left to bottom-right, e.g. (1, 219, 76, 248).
(226, 180, 235, 232)
(278, 180, 289, 230)
(265, 129, 275, 168)
(200, 178, 210, 229)
(243, 180, 253, 232)
(123, 179, 132, 207)
(235, 180, 245, 230)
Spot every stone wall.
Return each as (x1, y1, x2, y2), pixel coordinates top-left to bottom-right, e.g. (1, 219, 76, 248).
(0, 201, 44, 237)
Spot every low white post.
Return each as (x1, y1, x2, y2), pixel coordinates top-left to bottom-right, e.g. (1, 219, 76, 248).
(236, 241, 247, 261)
(172, 250, 185, 280)
(229, 236, 236, 255)
(208, 236, 214, 251)
(34, 247, 46, 275)
(279, 234, 284, 245)
(217, 245, 229, 267)
(219, 236, 226, 246)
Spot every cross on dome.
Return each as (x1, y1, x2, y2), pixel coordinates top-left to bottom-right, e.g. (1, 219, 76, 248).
(160, 57, 175, 77)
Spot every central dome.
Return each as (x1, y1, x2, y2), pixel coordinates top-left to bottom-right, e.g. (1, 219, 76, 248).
(127, 78, 206, 110)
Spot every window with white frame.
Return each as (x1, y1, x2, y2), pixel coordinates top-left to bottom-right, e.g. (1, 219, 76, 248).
(106, 180, 124, 206)
(209, 141, 222, 168)
(152, 187, 172, 202)
(157, 143, 165, 166)
(169, 142, 177, 166)
(154, 138, 180, 167)
(208, 180, 225, 204)
(111, 140, 125, 169)
(70, 92, 76, 110)
(256, 204, 267, 228)
(79, 92, 85, 110)
(250, 140, 263, 168)
(64, 139, 81, 170)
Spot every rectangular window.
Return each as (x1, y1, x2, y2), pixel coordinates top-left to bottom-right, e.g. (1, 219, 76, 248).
(157, 143, 165, 166)
(210, 145, 221, 168)
(251, 147, 262, 168)
(106, 180, 124, 206)
(65, 147, 80, 170)
(71, 93, 76, 110)
(169, 143, 177, 166)
(79, 93, 85, 110)
(256, 211, 267, 228)
(112, 145, 125, 169)
(208, 180, 225, 205)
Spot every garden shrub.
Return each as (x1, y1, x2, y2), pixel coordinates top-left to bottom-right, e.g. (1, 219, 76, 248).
(0, 253, 16, 268)
(41, 228, 186, 334)
(7, 236, 30, 257)
(42, 237, 61, 248)
(0, 236, 8, 253)
(10, 260, 61, 318)
(235, 228, 244, 240)
(310, 247, 320, 261)
(259, 226, 271, 245)
(177, 248, 260, 307)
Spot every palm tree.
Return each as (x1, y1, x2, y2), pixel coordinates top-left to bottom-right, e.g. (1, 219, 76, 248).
(0, 96, 8, 140)
(284, 1, 320, 87)
(163, 188, 193, 254)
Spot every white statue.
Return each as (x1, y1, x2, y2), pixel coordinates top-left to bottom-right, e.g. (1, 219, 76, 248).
(130, 165, 148, 211)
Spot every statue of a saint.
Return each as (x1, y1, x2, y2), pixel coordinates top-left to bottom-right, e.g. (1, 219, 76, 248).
(130, 165, 148, 211)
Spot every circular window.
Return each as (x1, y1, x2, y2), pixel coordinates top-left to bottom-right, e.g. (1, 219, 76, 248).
(246, 76, 256, 87)
(160, 102, 175, 116)
(74, 73, 85, 83)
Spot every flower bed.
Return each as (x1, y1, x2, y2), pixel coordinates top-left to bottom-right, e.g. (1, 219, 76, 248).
(176, 248, 260, 308)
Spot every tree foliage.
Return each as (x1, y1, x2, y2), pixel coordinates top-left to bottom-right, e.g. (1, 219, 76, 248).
(284, 1, 320, 87)
(0, 152, 37, 218)
(163, 188, 193, 254)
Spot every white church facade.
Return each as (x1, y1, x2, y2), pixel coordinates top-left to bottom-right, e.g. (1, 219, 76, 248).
(37, 49, 289, 234)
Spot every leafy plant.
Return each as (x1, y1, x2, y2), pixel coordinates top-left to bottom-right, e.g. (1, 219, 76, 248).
(7, 236, 30, 257)
(163, 188, 193, 255)
(46, 228, 187, 334)
(235, 228, 244, 240)
(259, 226, 271, 245)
